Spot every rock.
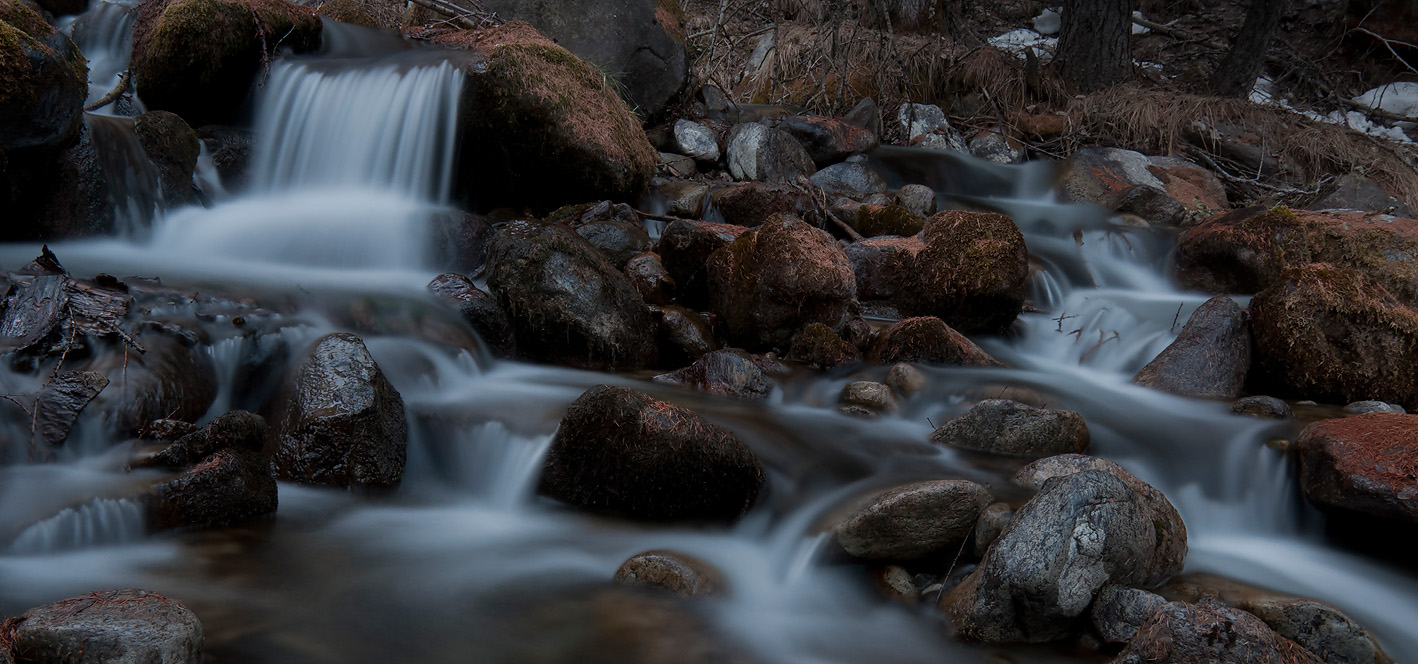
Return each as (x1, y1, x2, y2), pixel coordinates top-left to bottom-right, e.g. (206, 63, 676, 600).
(1176, 207, 1418, 304)
(33, 370, 108, 448)
(896, 183, 936, 217)
(1091, 585, 1167, 644)
(673, 119, 719, 162)
(131, 0, 321, 126)
(1062, 148, 1226, 216)
(84, 328, 217, 436)
(942, 463, 1188, 643)
(885, 362, 925, 396)
(471, 0, 687, 118)
(9, 589, 203, 664)
(143, 447, 277, 530)
(140, 418, 198, 442)
(930, 400, 1089, 457)
(784, 323, 858, 370)
(316, 0, 377, 26)
(273, 333, 408, 490)
(198, 125, 253, 193)
(659, 151, 695, 177)
(0, 0, 87, 150)
(1135, 296, 1251, 399)
(1343, 400, 1405, 415)
(425, 22, 656, 208)
(914, 131, 968, 153)
(625, 252, 675, 306)
(33, 0, 86, 15)
(972, 502, 1012, 559)
(871, 565, 919, 604)
(654, 179, 709, 218)
(538, 385, 765, 522)
(867, 317, 1000, 367)
(133, 110, 200, 208)
(1296, 413, 1418, 529)
(810, 162, 887, 197)
(485, 220, 657, 370)
(1115, 601, 1324, 664)
(705, 215, 855, 351)
(968, 132, 1023, 164)
(136, 409, 265, 469)
(896, 102, 948, 140)
(765, 115, 877, 165)
(653, 305, 719, 364)
(654, 349, 772, 401)
(726, 123, 816, 184)
(906, 210, 1028, 334)
(1249, 263, 1418, 407)
(1113, 184, 1184, 226)
(834, 480, 992, 561)
(553, 201, 653, 269)
(845, 235, 922, 301)
(614, 550, 723, 597)
(427, 273, 515, 357)
(1241, 596, 1391, 664)
(656, 219, 747, 308)
(1232, 395, 1293, 419)
(847, 204, 923, 238)
(1309, 173, 1412, 217)
(838, 381, 898, 415)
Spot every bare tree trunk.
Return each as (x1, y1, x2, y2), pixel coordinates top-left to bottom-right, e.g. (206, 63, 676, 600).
(1055, 0, 1134, 92)
(1210, 0, 1286, 97)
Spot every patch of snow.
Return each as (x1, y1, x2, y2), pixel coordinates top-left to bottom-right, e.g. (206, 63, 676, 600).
(1032, 8, 1061, 35)
(989, 29, 1057, 61)
(1250, 76, 1276, 105)
(1354, 83, 1418, 123)
(1131, 10, 1150, 34)
(1250, 76, 1414, 144)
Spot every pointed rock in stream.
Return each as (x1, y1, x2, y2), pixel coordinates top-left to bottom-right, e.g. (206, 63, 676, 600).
(1135, 295, 1250, 399)
(930, 399, 1089, 457)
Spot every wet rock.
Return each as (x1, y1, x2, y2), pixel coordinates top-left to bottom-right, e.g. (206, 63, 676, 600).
(885, 362, 925, 396)
(0, 0, 86, 150)
(625, 252, 675, 306)
(710, 182, 814, 228)
(425, 22, 656, 208)
(1091, 585, 1167, 643)
(845, 235, 922, 301)
(972, 502, 1012, 559)
(1343, 400, 1405, 415)
(896, 102, 949, 141)
(9, 589, 203, 664)
(673, 119, 719, 162)
(654, 349, 772, 401)
(1232, 395, 1293, 419)
(906, 210, 1028, 334)
(835, 479, 991, 561)
(427, 273, 515, 357)
(550, 200, 651, 268)
(198, 125, 253, 193)
(658, 151, 694, 177)
(968, 132, 1023, 164)
(764, 115, 876, 165)
(538, 385, 765, 522)
(930, 400, 1089, 457)
(867, 317, 1000, 367)
(1309, 173, 1412, 217)
(143, 446, 277, 530)
(0, 273, 72, 361)
(1135, 296, 1251, 399)
(726, 123, 816, 184)
(1297, 413, 1418, 529)
(139, 418, 197, 442)
(1177, 207, 1418, 305)
(896, 183, 936, 217)
(653, 305, 719, 364)
(847, 204, 924, 238)
(838, 381, 898, 415)
(810, 162, 887, 197)
(84, 329, 217, 436)
(614, 550, 723, 597)
(1241, 596, 1392, 664)
(656, 219, 747, 308)
(33, 370, 108, 448)
(273, 333, 408, 490)
(705, 215, 855, 351)
(654, 179, 709, 218)
(1115, 601, 1323, 664)
(1249, 263, 1418, 407)
(871, 565, 919, 604)
(485, 220, 657, 370)
(133, 110, 200, 208)
(784, 323, 858, 370)
(135, 409, 266, 470)
(431, 209, 493, 274)
(843, 97, 881, 136)
(1062, 148, 1226, 216)
(942, 462, 1188, 643)
(132, 0, 321, 126)
(1113, 184, 1184, 225)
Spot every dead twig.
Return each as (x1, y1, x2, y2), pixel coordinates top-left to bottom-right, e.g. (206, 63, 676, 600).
(83, 70, 130, 112)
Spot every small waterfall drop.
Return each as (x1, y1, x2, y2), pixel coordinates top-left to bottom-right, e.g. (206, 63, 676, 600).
(86, 114, 164, 235)
(8, 497, 146, 554)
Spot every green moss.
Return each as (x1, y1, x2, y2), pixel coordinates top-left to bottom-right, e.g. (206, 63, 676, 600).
(315, 0, 375, 27)
(0, 0, 53, 41)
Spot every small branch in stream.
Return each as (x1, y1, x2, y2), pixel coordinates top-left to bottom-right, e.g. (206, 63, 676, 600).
(83, 70, 130, 112)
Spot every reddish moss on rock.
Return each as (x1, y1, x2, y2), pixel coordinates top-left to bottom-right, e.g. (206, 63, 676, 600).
(868, 316, 1001, 367)
(906, 210, 1029, 334)
(315, 0, 376, 26)
(851, 204, 925, 238)
(1297, 413, 1418, 528)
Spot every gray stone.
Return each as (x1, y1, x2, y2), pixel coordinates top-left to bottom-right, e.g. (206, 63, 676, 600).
(674, 119, 720, 162)
(1116, 601, 1324, 664)
(843, 97, 882, 136)
(929, 400, 1089, 456)
(654, 349, 773, 401)
(1135, 295, 1251, 399)
(765, 115, 877, 165)
(655, 179, 710, 218)
(835, 479, 992, 561)
(1091, 585, 1167, 643)
(726, 123, 816, 184)
(968, 132, 1023, 164)
(897, 102, 948, 140)
(614, 550, 723, 597)
(916, 131, 968, 153)
(659, 151, 696, 178)
(1114, 184, 1185, 225)
(971, 501, 1012, 559)
(844, 236, 922, 301)
(896, 183, 936, 217)
(11, 589, 203, 664)
(1242, 597, 1391, 664)
(839, 381, 899, 414)
(810, 162, 887, 197)
(885, 363, 925, 397)
(1232, 395, 1294, 419)
(1309, 174, 1413, 217)
(1342, 400, 1406, 415)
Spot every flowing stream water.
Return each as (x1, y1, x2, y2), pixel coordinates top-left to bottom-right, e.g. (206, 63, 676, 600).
(1, 12, 1416, 664)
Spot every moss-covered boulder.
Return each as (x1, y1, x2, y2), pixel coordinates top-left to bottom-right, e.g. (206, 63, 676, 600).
(0, 0, 87, 150)
(867, 316, 1001, 367)
(1249, 263, 1418, 408)
(1177, 206, 1418, 306)
(905, 210, 1029, 334)
(134, 110, 199, 208)
(316, 0, 376, 26)
(419, 22, 655, 211)
(1298, 413, 1418, 531)
(131, 0, 321, 126)
(656, 218, 748, 308)
(850, 204, 925, 238)
(705, 214, 856, 351)
(711, 182, 815, 227)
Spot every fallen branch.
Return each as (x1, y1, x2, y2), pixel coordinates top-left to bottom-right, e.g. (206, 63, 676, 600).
(83, 70, 130, 112)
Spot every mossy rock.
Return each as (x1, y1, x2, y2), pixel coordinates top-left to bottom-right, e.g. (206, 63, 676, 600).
(0, 0, 87, 150)
(131, 0, 320, 126)
(905, 210, 1028, 335)
(316, 0, 376, 26)
(784, 322, 859, 370)
(425, 22, 655, 211)
(134, 110, 200, 207)
(851, 204, 925, 238)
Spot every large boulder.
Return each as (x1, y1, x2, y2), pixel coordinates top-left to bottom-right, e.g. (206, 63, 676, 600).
(654, 348, 773, 401)
(833, 479, 991, 561)
(726, 123, 816, 184)
(1135, 295, 1251, 399)
(1249, 263, 1418, 408)
(942, 456, 1187, 643)
(845, 236, 922, 301)
(143, 447, 277, 531)
(421, 22, 656, 209)
(272, 333, 408, 490)
(0, 0, 87, 150)
(930, 400, 1089, 457)
(8, 589, 203, 664)
(867, 316, 1000, 366)
(538, 385, 765, 522)
(1114, 601, 1324, 664)
(131, 0, 321, 126)
(1297, 413, 1418, 529)
(474, 0, 687, 118)
(485, 220, 656, 370)
(906, 210, 1028, 334)
(656, 219, 748, 308)
(1176, 207, 1418, 305)
(705, 215, 856, 351)
(133, 110, 200, 209)
(1061, 147, 1227, 218)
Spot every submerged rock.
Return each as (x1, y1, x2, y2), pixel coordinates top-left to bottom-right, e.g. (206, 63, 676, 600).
(1115, 601, 1324, 664)
(427, 272, 515, 357)
(8, 589, 203, 664)
(905, 210, 1028, 334)
(654, 349, 773, 401)
(144, 446, 277, 531)
(867, 316, 999, 367)
(834, 479, 991, 561)
(1135, 295, 1250, 399)
(930, 400, 1089, 457)
(1297, 413, 1418, 529)
(538, 385, 765, 522)
(614, 550, 723, 597)
(0, 0, 87, 150)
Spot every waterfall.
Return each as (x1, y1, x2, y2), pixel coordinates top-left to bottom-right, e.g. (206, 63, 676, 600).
(8, 498, 146, 554)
